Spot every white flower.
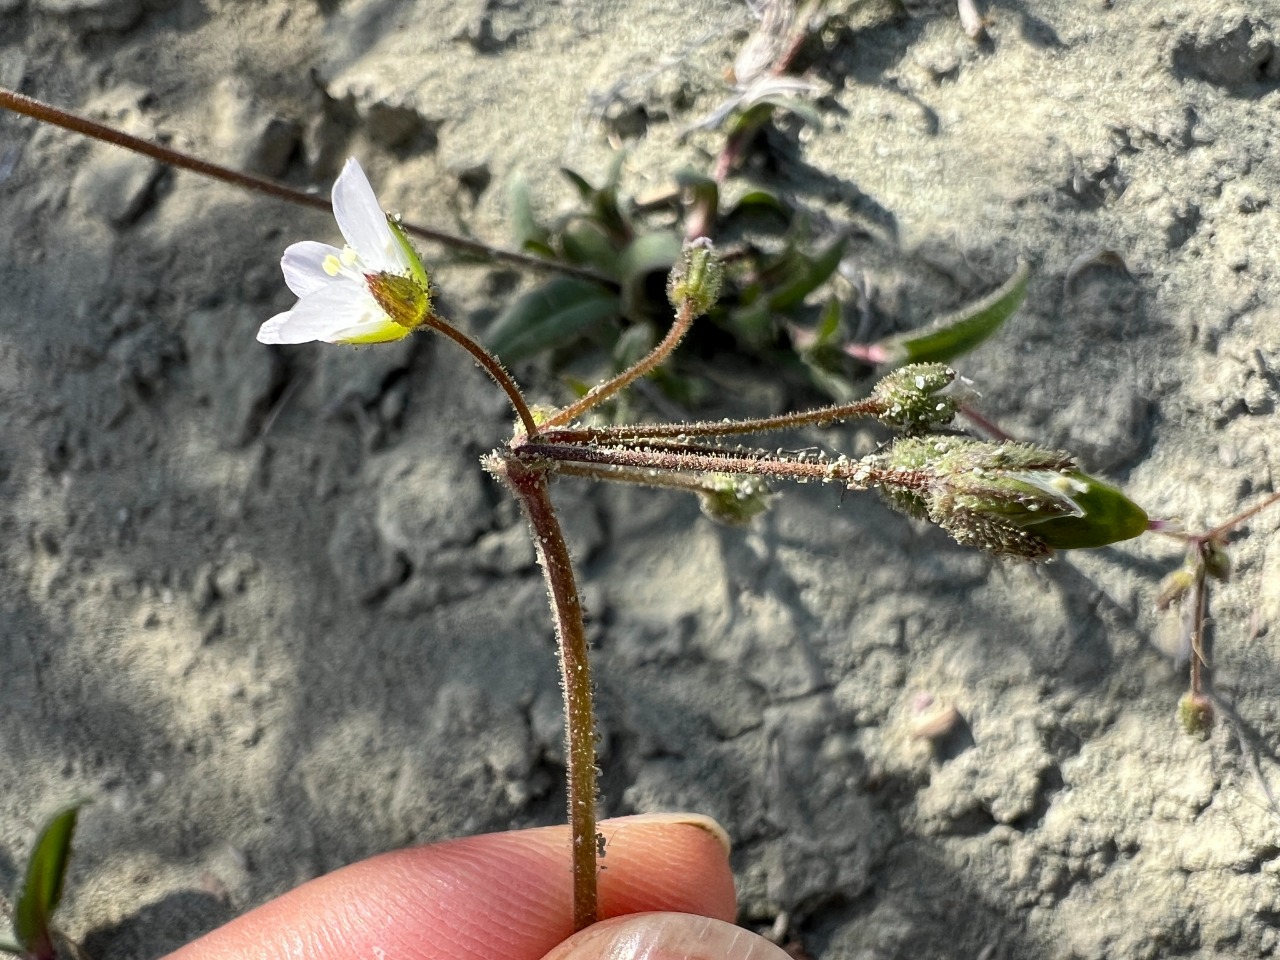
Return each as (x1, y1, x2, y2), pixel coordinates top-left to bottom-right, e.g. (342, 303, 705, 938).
(257, 158, 431, 345)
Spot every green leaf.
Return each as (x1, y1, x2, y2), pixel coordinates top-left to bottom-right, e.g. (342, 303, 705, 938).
(882, 261, 1031, 366)
(617, 232, 683, 318)
(486, 278, 620, 363)
(674, 170, 719, 230)
(728, 188, 789, 215)
(753, 94, 824, 132)
(14, 802, 85, 959)
(613, 323, 656, 370)
(559, 221, 621, 276)
(560, 166, 595, 203)
(0, 941, 24, 956)
(559, 156, 632, 244)
(768, 235, 848, 311)
(726, 300, 776, 350)
(813, 296, 843, 346)
(509, 174, 551, 254)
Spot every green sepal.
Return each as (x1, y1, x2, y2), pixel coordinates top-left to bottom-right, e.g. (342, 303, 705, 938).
(1019, 472, 1150, 550)
(385, 215, 432, 300)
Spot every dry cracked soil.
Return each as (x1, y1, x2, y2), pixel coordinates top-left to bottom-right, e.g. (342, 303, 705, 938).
(3, 1, 1280, 958)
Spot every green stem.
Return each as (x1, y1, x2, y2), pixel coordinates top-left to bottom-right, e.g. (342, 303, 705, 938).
(423, 315, 540, 437)
(484, 455, 598, 931)
(0, 87, 610, 284)
(540, 302, 696, 429)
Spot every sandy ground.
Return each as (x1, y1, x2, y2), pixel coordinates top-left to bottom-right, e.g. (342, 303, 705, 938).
(3, 1, 1280, 957)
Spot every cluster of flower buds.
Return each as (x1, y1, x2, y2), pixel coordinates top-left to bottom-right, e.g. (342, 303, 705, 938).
(858, 437, 1149, 560)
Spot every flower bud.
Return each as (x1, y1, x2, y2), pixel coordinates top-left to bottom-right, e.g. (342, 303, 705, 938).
(1203, 541, 1231, 582)
(1177, 691, 1214, 739)
(869, 363, 957, 433)
(697, 473, 771, 526)
(667, 237, 723, 318)
(1154, 567, 1194, 611)
(864, 437, 1149, 560)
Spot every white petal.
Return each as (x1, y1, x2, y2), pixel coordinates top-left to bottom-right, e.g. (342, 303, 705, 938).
(281, 241, 344, 297)
(256, 281, 382, 344)
(332, 158, 405, 274)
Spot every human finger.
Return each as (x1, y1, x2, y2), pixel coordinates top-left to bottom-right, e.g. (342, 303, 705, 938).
(541, 912, 790, 960)
(164, 812, 736, 960)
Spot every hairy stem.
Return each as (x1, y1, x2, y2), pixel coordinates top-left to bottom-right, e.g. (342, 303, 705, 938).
(0, 87, 609, 284)
(539, 396, 881, 446)
(424, 315, 540, 437)
(551, 459, 742, 494)
(517, 439, 879, 488)
(541, 303, 697, 429)
(485, 456, 599, 931)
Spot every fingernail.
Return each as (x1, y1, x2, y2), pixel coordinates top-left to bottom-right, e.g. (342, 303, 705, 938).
(544, 913, 789, 960)
(606, 813, 732, 857)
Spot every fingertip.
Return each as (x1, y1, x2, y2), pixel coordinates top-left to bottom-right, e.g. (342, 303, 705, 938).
(541, 913, 789, 960)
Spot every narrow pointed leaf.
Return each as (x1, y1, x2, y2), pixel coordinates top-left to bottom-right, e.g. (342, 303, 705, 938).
(560, 167, 595, 203)
(768, 234, 848, 310)
(509, 174, 552, 254)
(486, 278, 620, 363)
(14, 802, 85, 958)
(559, 221, 621, 276)
(0, 941, 24, 956)
(878, 261, 1031, 366)
(754, 94, 824, 131)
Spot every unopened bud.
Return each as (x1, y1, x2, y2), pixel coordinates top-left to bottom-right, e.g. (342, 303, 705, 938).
(697, 473, 771, 525)
(1155, 567, 1194, 611)
(1203, 541, 1231, 582)
(1177, 692, 1214, 739)
(667, 238, 723, 318)
(864, 437, 1149, 560)
(870, 363, 957, 433)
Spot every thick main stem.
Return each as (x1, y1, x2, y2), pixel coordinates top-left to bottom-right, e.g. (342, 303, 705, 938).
(488, 457, 599, 931)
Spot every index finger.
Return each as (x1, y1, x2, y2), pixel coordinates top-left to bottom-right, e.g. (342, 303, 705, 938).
(164, 813, 736, 960)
